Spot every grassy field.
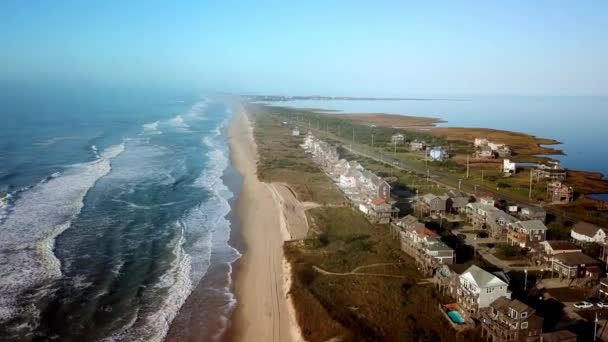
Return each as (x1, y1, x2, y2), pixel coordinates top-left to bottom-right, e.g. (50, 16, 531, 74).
(247, 103, 345, 204)
(252, 102, 608, 227)
(285, 207, 481, 341)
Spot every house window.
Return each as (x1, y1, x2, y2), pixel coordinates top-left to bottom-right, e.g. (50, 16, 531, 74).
(521, 322, 528, 329)
(521, 312, 528, 318)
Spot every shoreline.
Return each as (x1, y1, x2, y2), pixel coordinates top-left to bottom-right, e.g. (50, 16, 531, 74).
(223, 104, 303, 342)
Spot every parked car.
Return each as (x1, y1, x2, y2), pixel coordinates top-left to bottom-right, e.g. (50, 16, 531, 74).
(597, 302, 608, 308)
(573, 301, 594, 309)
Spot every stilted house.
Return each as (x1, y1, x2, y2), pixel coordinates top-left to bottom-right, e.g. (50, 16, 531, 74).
(547, 181, 573, 204)
(480, 297, 543, 342)
(506, 220, 547, 250)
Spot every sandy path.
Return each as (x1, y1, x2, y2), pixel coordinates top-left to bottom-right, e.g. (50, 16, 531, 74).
(225, 105, 303, 342)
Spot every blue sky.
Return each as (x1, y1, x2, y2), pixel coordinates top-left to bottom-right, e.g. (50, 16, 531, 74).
(1, 0, 606, 96)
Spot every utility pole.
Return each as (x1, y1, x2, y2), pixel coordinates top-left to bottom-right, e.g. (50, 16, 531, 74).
(529, 169, 533, 200)
(394, 141, 397, 157)
(458, 179, 462, 191)
(594, 312, 598, 341)
(466, 155, 470, 179)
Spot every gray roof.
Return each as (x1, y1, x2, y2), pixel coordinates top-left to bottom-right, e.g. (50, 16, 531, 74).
(371, 175, 386, 187)
(425, 238, 454, 252)
(398, 215, 419, 226)
(512, 220, 547, 232)
(487, 210, 518, 224)
(448, 190, 469, 199)
(422, 193, 438, 203)
(522, 206, 546, 214)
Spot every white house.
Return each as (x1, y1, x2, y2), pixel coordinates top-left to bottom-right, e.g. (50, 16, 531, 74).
(457, 265, 511, 315)
(503, 159, 517, 177)
(391, 133, 406, 145)
(339, 169, 361, 189)
(571, 221, 607, 244)
(475, 138, 489, 147)
(292, 128, 300, 136)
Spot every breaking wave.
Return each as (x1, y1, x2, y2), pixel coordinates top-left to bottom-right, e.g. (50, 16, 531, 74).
(0, 143, 125, 323)
(168, 115, 189, 128)
(142, 121, 161, 134)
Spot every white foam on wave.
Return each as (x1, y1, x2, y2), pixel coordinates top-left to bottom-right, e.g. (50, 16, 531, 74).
(192, 114, 242, 339)
(142, 121, 162, 135)
(113, 108, 240, 342)
(168, 115, 189, 128)
(0, 143, 125, 322)
(106, 220, 194, 342)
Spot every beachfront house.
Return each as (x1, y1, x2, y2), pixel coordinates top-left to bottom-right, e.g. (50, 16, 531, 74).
(391, 133, 406, 145)
(551, 252, 601, 282)
(477, 145, 494, 159)
(479, 195, 495, 206)
(447, 190, 470, 213)
(475, 138, 489, 147)
(339, 168, 361, 189)
(532, 161, 567, 181)
(366, 197, 396, 224)
(547, 181, 574, 204)
(518, 206, 547, 223)
(480, 297, 543, 342)
(506, 220, 547, 250)
(428, 146, 449, 162)
(409, 140, 427, 151)
(399, 222, 454, 274)
(416, 193, 450, 216)
(465, 203, 518, 239)
(570, 221, 607, 244)
(503, 159, 517, 177)
(540, 240, 582, 263)
(368, 174, 391, 200)
(456, 265, 511, 317)
(390, 214, 420, 239)
(496, 146, 512, 158)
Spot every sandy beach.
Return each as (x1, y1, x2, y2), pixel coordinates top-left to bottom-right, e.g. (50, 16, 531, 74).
(224, 104, 304, 342)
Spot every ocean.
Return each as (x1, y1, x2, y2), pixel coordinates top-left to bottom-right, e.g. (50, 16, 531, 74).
(0, 85, 239, 341)
(268, 96, 608, 176)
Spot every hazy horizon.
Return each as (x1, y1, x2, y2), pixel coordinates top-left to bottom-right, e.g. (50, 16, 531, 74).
(1, 1, 607, 97)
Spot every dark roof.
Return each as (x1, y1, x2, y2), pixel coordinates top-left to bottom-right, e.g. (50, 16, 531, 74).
(540, 330, 577, 342)
(544, 240, 580, 251)
(572, 221, 604, 238)
(554, 252, 600, 266)
(448, 190, 469, 199)
(490, 296, 532, 314)
(522, 206, 546, 214)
